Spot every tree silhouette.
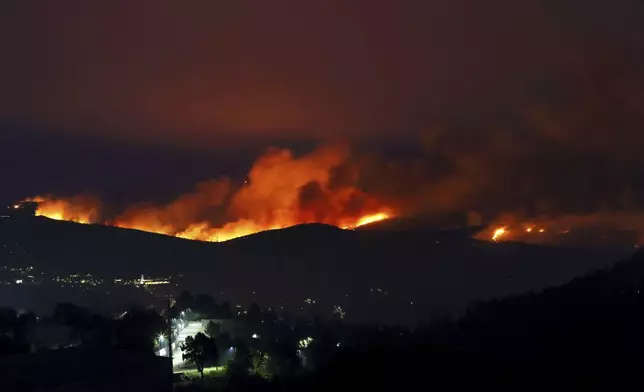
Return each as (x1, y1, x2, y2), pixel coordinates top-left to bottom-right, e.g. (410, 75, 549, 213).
(176, 290, 194, 310)
(252, 352, 272, 379)
(247, 302, 262, 328)
(181, 332, 218, 379)
(205, 320, 221, 337)
(194, 294, 217, 317)
(0, 307, 17, 335)
(227, 339, 252, 376)
(216, 301, 232, 319)
(116, 307, 167, 353)
(52, 303, 90, 328)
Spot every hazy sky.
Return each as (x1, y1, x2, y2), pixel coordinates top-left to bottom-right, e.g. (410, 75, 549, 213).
(2, 0, 644, 217)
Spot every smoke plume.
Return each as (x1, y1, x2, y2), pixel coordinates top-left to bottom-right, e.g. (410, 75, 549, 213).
(22, 49, 644, 246)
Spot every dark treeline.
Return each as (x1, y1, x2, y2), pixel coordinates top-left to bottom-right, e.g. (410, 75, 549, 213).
(176, 250, 644, 391)
(0, 303, 166, 356)
(4, 250, 644, 390)
(310, 249, 644, 391)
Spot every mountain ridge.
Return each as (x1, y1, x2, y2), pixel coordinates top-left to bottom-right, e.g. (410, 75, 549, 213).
(0, 216, 631, 324)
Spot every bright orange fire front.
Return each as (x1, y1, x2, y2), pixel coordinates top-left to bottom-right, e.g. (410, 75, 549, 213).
(343, 212, 391, 229)
(24, 146, 396, 242)
(28, 201, 394, 242)
(492, 227, 507, 242)
(170, 210, 394, 243)
(24, 195, 100, 224)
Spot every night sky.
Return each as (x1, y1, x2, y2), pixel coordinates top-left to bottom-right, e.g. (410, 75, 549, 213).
(2, 1, 644, 231)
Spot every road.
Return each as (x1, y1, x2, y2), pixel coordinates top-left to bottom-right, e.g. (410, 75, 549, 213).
(172, 321, 205, 369)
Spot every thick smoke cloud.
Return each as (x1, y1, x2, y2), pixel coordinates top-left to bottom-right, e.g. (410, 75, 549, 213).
(24, 50, 644, 244)
(2, 1, 643, 145)
(359, 50, 644, 242)
(6, 1, 644, 244)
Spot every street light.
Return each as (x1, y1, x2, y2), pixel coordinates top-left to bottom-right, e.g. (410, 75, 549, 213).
(158, 333, 165, 343)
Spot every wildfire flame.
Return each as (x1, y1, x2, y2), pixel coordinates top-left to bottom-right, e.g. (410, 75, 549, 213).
(488, 225, 551, 242)
(478, 217, 557, 244)
(24, 146, 395, 242)
(24, 195, 100, 224)
(492, 227, 507, 242)
(352, 212, 391, 228)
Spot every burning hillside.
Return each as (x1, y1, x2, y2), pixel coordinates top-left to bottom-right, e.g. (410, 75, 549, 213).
(477, 212, 644, 248)
(24, 146, 394, 242)
(23, 195, 101, 225)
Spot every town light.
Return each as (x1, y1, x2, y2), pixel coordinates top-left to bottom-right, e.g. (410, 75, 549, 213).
(298, 337, 313, 348)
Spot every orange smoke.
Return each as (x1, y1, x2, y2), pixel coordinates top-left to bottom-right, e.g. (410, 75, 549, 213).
(27, 146, 395, 241)
(24, 195, 101, 224)
(112, 179, 230, 236)
(114, 145, 394, 241)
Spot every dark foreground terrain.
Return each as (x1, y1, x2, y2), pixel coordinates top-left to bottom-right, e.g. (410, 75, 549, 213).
(176, 249, 644, 391)
(1, 216, 629, 324)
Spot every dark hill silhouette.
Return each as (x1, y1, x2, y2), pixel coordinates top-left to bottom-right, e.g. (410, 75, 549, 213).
(451, 249, 644, 368)
(291, 251, 644, 391)
(226, 223, 350, 248)
(0, 216, 214, 275)
(0, 216, 631, 324)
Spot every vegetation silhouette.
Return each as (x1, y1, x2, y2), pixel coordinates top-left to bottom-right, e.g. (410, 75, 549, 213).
(181, 332, 218, 379)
